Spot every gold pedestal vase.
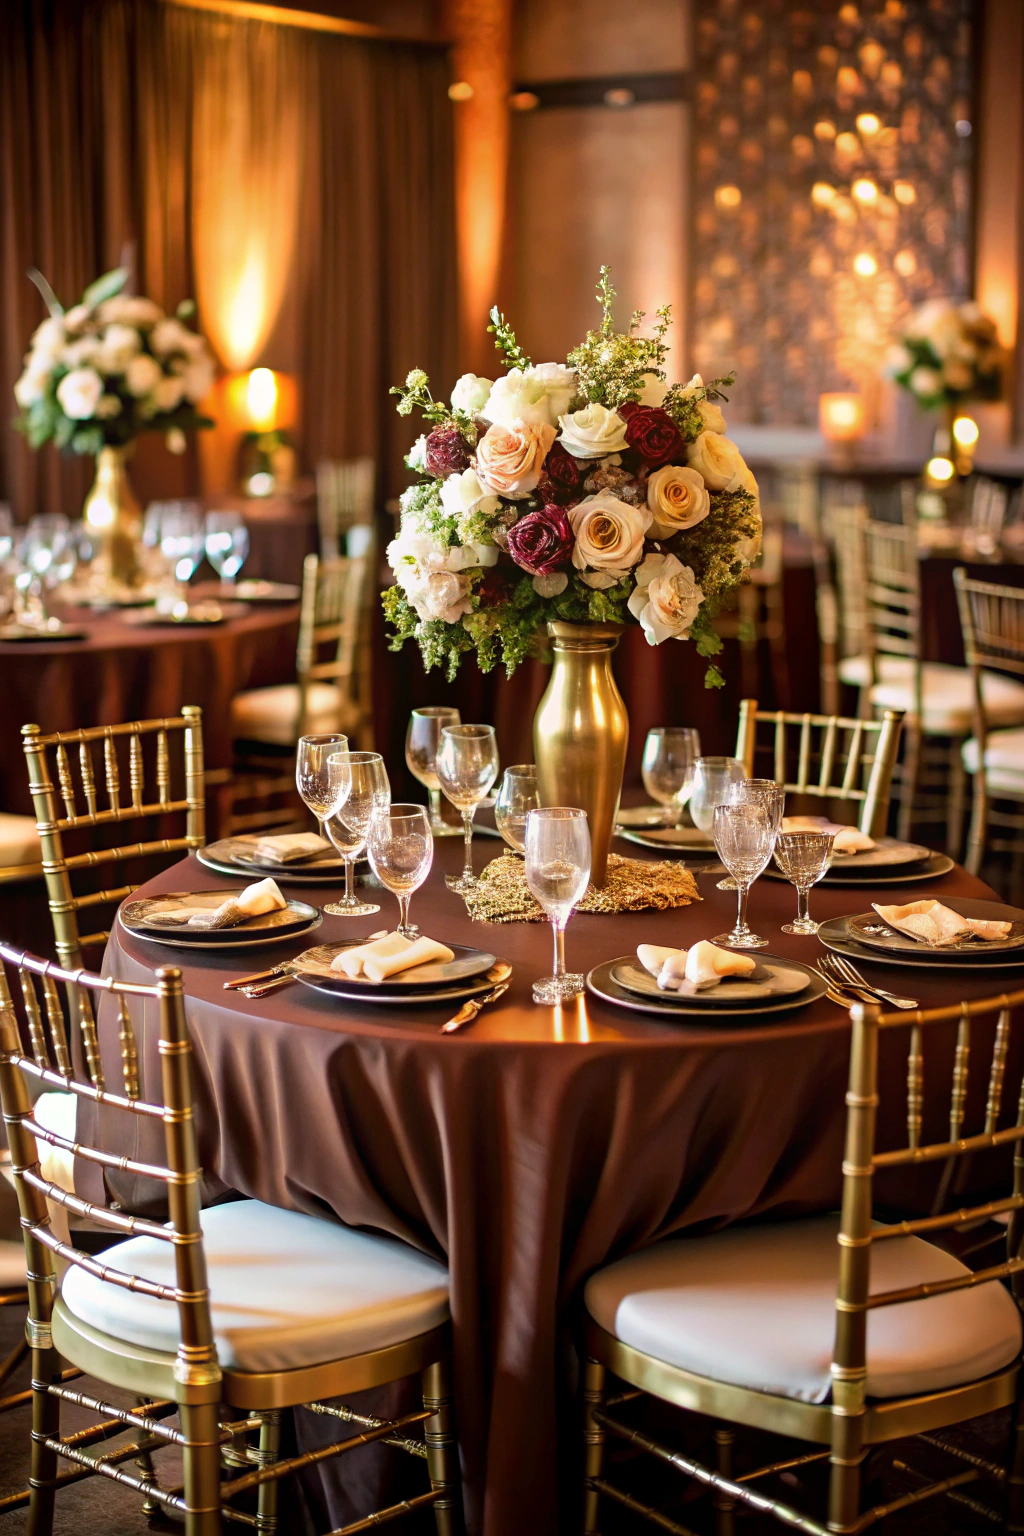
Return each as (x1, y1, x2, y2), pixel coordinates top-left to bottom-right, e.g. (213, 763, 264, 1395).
(83, 445, 143, 587)
(533, 622, 628, 887)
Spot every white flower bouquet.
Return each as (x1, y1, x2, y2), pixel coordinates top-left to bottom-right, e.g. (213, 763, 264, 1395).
(13, 266, 215, 457)
(385, 269, 761, 688)
(889, 297, 1003, 413)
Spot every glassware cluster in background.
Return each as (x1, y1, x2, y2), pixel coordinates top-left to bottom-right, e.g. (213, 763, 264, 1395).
(323, 750, 389, 917)
(405, 707, 463, 837)
(495, 765, 540, 854)
(641, 728, 701, 824)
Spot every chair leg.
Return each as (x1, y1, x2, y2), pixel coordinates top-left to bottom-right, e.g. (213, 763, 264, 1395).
(422, 1357, 459, 1536)
(713, 1425, 736, 1536)
(897, 720, 922, 842)
(27, 1344, 60, 1536)
(965, 775, 988, 878)
(946, 740, 967, 859)
(134, 1396, 160, 1516)
(582, 1357, 607, 1536)
(255, 1410, 282, 1535)
(180, 1400, 223, 1536)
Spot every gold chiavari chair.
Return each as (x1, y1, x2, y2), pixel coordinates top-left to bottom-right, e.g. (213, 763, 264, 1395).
(21, 709, 205, 973)
(317, 456, 375, 560)
(0, 942, 459, 1535)
(581, 987, 1024, 1536)
(955, 568, 1024, 894)
(735, 699, 903, 837)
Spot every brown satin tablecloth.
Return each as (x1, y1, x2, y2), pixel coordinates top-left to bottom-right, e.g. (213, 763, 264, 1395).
(0, 602, 299, 816)
(95, 836, 1015, 1536)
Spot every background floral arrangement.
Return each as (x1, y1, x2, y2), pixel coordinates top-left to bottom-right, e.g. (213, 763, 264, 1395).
(889, 297, 1003, 413)
(384, 269, 761, 688)
(13, 266, 215, 457)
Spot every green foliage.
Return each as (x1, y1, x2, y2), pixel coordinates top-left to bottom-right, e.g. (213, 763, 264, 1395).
(486, 306, 531, 371)
(81, 267, 129, 309)
(567, 268, 674, 408)
(663, 372, 737, 443)
(26, 267, 63, 317)
(389, 369, 450, 424)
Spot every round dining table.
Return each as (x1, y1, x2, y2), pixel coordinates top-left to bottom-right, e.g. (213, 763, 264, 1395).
(90, 831, 1018, 1536)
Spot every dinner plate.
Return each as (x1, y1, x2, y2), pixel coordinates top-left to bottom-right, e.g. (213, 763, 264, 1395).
(118, 911, 323, 951)
(233, 580, 302, 602)
(290, 941, 496, 994)
(0, 625, 87, 642)
(123, 601, 249, 627)
(587, 956, 827, 1021)
(616, 805, 677, 829)
(826, 837, 932, 870)
(846, 897, 1024, 958)
(197, 839, 360, 883)
(617, 827, 717, 855)
(610, 957, 811, 1005)
(816, 915, 1024, 973)
(763, 852, 955, 887)
(120, 890, 320, 945)
(295, 971, 501, 1008)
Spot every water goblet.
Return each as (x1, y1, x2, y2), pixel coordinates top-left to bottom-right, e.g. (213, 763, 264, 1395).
(436, 724, 499, 891)
(405, 706, 462, 836)
(717, 777, 786, 891)
(711, 802, 775, 949)
(773, 831, 836, 935)
(524, 807, 591, 1004)
(0, 506, 15, 565)
(322, 751, 390, 916)
(494, 765, 540, 854)
(365, 803, 433, 939)
(641, 728, 701, 825)
(205, 510, 250, 588)
(159, 503, 203, 592)
(296, 734, 348, 852)
(689, 757, 746, 837)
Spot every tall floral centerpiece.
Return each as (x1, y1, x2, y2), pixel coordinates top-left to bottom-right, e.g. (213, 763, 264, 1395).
(13, 266, 215, 586)
(889, 297, 1003, 468)
(384, 269, 762, 881)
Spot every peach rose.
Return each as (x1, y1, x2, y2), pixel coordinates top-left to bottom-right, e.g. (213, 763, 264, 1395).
(685, 431, 748, 492)
(646, 465, 711, 539)
(475, 419, 556, 499)
(569, 492, 651, 589)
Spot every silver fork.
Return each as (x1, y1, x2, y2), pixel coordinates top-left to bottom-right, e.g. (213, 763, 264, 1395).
(820, 953, 918, 1010)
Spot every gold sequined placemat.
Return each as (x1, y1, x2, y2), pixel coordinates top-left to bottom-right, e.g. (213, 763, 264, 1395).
(460, 851, 701, 923)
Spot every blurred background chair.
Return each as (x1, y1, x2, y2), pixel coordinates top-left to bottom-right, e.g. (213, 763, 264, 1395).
(317, 457, 376, 560)
(715, 517, 790, 708)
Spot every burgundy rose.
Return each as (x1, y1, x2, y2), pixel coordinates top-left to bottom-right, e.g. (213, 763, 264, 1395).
(506, 505, 574, 575)
(536, 439, 583, 504)
(623, 405, 684, 468)
(477, 567, 509, 606)
(424, 426, 470, 477)
(617, 400, 641, 420)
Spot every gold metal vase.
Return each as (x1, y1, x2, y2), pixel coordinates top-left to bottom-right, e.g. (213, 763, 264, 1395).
(83, 444, 143, 587)
(533, 622, 628, 886)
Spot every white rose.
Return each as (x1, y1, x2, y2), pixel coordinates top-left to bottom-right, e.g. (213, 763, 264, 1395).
(569, 492, 651, 587)
(679, 373, 726, 434)
(30, 317, 66, 363)
(63, 304, 93, 334)
(905, 298, 961, 358)
(416, 570, 474, 624)
(149, 318, 192, 357)
(387, 528, 497, 582)
(61, 336, 101, 369)
(180, 355, 215, 402)
(440, 467, 500, 523)
(152, 375, 186, 412)
(95, 323, 142, 374)
(484, 368, 555, 430)
(886, 343, 914, 375)
(407, 435, 429, 472)
(558, 402, 630, 460)
(14, 363, 48, 408)
(124, 353, 163, 397)
(56, 367, 104, 420)
(97, 296, 163, 327)
(451, 373, 493, 415)
(909, 366, 942, 398)
(627, 552, 704, 645)
(647, 465, 711, 538)
(685, 431, 748, 492)
(526, 362, 576, 421)
(638, 373, 669, 407)
(95, 394, 123, 418)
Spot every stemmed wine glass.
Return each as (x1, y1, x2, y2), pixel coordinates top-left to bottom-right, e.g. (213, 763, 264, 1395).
(716, 777, 786, 891)
(160, 503, 203, 596)
(773, 831, 836, 935)
(712, 802, 775, 949)
(205, 510, 250, 589)
(494, 765, 540, 854)
(641, 728, 701, 825)
(524, 807, 591, 1004)
(296, 734, 348, 857)
(405, 707, 462, 836)
(365, 804, 433, 939)
(322, 751, 390, 916)
(689, 756, 746, 878)
(436, 724, 499, 892)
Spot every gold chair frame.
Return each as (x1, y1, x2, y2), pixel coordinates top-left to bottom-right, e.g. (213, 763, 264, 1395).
(955, 567, 1024, 889)
(316, 457, 376, 561)
(583, 985, 1024, 1536)
(21, 709, 206, 973)
(735, 699, 903, 838)
(0, 942, 459, 1535)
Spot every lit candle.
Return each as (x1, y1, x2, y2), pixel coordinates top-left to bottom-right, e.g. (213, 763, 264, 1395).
(246, 367, 279, 432)
(819, 392, 865, 442)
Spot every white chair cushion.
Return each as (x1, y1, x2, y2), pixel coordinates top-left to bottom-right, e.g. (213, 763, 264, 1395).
(231, 683, 343, 747)
(869, 664, 1024, 735)
(0, 814, 41, 869)
(963, 728, 1024, 795)
(0, 1242, 25, 1289)
(61, 1199, 449, 1374)
(838, 654, 914, 690)
(585, 1215, 1022, 1405)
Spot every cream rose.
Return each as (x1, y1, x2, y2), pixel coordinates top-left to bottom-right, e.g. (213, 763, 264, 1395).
(124, 353, 163, 397)
(56, 367, 103, 420)
(638, 373, 669, 407)
(451, 373, 493, 415)
(475, 420, 555, 498)
(30, 317, 66, 363)
(149, 318, 193, 357)
(387, 528, 498, 583)
(685, 431, 749, 492)
(180, 355, 215, 402)
(414, 570, 474, 624)
(152, 375, 186, 412)
(569, 492, 651, 589)
(14, 362, 49, 408)
(647, 466, 711, 539)
(440, 467, 500, 523)
(526, 362, 576, 421)
(557, 402, 629, 460)
(627, 552, 704, 645)
(484, 369, 552, 429)
(98, 296, 163, 328)
(678, 373, 727, 435)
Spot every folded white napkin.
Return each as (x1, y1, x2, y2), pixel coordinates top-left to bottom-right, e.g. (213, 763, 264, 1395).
(331, 932, 456, 982)
(188, 879, 287, 930)
(249, 832, 331, 863)
(637, 940, 756, 992)
(872, 899, 1012, 947)
(781, 815, 874, 854)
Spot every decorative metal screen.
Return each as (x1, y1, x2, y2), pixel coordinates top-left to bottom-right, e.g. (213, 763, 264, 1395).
(690, 0, 975, 425)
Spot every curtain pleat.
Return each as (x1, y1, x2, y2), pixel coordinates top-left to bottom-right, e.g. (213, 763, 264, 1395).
(0, 0, 456, 516)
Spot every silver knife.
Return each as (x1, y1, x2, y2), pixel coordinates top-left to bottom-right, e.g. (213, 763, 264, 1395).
(440, 980, 510, 1034)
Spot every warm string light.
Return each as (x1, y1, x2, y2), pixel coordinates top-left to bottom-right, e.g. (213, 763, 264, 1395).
(926, 456, 956, 484)
(952, 415, 980, 449)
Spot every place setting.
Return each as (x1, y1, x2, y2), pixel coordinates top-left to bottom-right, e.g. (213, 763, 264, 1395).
(118, 877, 323, 950)
(763, 814, 954, 887)
(817, 894, 1024, 974)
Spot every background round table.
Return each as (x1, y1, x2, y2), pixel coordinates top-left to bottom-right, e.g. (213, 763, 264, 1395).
(94, 834, 1017, 1536)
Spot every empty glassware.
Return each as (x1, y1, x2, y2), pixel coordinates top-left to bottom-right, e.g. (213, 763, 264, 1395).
(494, 765, 540, 854)
(322, 750, 390, 917)
(773, 830, 836, 935)
(641, 728, 701, 824)
(405, 706, 463, 837)
(366, 803, 433, 938)
(436, 724, 499, 892)
(712, 802, 775, 949)
(524, 807, 591, 1004)
(205, 510, 250, 587)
